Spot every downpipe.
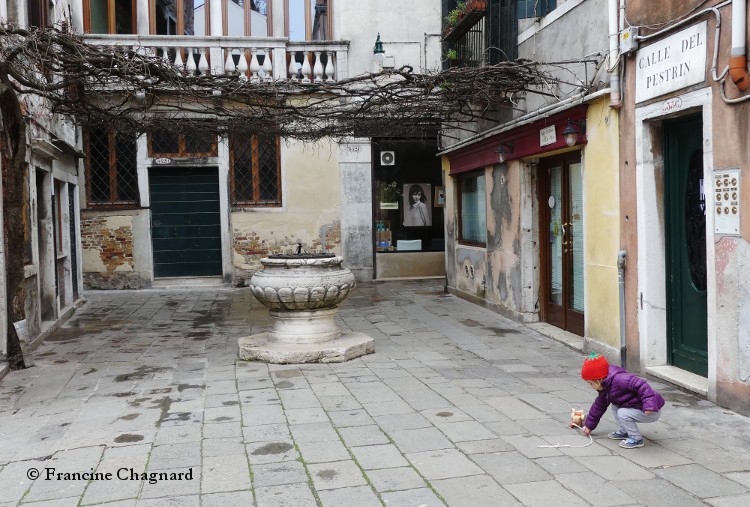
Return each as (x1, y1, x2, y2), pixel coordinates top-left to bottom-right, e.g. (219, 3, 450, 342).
(729, 0, 750, 90)
(617, 250, 627, 368)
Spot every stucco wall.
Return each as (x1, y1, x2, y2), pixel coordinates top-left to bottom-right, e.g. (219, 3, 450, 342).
(583, 98, 621, 347)
(232, 139, 341, 284)
(621, 0, 750, 413)
(485, 163, 524, 313)
(517, 0, 610, 111)
(336, 1, 443, 75)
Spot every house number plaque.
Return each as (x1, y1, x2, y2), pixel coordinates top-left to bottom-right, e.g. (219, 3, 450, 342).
(714, 169, 740, 235)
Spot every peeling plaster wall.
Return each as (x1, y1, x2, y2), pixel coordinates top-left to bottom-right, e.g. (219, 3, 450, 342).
(81, 212, 148, 289)
(583, 99, 621, 348)
(232, 139, 341, 284)
(486, 163, 524, 313)
(715, 238, 750, 412)
(445, 161, 537, 322)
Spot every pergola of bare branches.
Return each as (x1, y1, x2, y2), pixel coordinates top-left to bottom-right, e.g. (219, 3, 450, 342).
(0, 25, 580, 141)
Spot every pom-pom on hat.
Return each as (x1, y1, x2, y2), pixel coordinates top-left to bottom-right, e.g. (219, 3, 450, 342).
(581, 353, 609, 380)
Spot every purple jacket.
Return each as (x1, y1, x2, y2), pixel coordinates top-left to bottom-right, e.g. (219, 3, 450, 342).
(585, 365, 665, 430)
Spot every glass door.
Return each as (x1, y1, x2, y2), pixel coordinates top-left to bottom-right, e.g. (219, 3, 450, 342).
(539, 153, 584, 336)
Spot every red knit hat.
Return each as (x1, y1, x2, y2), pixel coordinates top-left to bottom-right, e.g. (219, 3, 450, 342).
(581, 353, 609, 380)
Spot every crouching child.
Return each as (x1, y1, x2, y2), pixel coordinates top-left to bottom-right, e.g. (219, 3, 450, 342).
(580, 353, 665, 449)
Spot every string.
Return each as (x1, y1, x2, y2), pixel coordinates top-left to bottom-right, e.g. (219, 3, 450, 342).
(536, 423, 594, 449)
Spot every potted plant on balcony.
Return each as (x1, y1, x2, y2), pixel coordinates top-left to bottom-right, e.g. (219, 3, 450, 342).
(443, 0, 488, 40)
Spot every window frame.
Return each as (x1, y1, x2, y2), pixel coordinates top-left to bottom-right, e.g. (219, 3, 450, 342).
(147, 131, 219, 158)
(230, 134, 282, 207)
(223, 0, 272, 36)
(457, 170, 487, 247)
(83, 128, 140, 208)
(83, 0, 137, 34)
(285, 0, 333, 40)
(27, 0, 51, 29)
(149, 0, 210, 35)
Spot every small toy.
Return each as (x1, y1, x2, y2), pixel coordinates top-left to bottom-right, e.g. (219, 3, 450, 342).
(570, 408, 585, 428)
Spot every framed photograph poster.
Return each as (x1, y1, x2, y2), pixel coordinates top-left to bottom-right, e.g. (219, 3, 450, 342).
(403, 183, 432, 227)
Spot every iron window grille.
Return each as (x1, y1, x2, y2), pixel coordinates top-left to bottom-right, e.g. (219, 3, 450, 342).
(148, 130, 218, 158)
(445, 0, 518, 69)
(230, 134, 282, 207)
(84, 128, 139, 207)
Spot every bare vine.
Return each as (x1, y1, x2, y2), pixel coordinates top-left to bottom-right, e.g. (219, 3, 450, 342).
(0, 25, 595, 140)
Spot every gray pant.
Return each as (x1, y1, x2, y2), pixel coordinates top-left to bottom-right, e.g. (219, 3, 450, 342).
(611, 405, 661, 440)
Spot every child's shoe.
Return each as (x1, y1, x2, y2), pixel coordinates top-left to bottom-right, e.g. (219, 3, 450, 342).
(607, 430, 628, 440)
(619, 437, 644, 449)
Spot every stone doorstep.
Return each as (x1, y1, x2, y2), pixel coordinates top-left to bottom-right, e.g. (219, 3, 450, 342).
(238, 332, 375, 364)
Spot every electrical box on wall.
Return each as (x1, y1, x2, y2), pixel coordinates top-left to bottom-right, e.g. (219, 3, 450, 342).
(620, 27, 639, 54)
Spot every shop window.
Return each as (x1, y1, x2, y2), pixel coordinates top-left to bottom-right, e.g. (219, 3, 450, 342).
(84, 128, 139, 206)
(373, 142, 445, 253)
(84, 0, 136, 34)
(148, 130, 218, 157)
(458, 171, 487, 245)
(27, 0, 50, 29)
(230, 134, 281, 206)
(286, 0, 330, 41)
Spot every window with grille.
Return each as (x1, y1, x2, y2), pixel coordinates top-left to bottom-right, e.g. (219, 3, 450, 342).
(148, 130, 218, 157)
(84, 128, 139, 206)
(230, 134, 281, 206)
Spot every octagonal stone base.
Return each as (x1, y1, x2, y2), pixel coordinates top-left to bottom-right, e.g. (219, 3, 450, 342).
(238, 331, 374, 364)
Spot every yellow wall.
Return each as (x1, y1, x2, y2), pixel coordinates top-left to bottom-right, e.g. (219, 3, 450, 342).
(584, 99, 621, 346)
(232, 138, 342, 278)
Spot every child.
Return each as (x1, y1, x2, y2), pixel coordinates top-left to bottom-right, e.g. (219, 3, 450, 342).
(579, 353, 665, 449)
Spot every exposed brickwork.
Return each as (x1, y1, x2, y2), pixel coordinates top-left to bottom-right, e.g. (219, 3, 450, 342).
(80, 216, 134, 272)
(232, 220, 342, 285)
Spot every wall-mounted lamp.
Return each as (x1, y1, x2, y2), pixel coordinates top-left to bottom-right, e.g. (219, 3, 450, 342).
(495, 142, 514, 163)
(373, 33, 385, 63)
(562, 119, 586, 147)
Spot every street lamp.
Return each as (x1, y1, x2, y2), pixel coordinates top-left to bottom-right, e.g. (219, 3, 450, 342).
(495, 142, 513, 163)
(562, 119, 586, 147)
(373, 33, 385, 72)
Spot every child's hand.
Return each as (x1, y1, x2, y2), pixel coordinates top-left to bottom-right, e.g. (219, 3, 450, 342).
(644, 410, 652, 415)
(582, 426, 592, 436)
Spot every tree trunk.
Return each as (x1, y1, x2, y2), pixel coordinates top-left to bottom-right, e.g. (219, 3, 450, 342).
(0, 76, 28, 370)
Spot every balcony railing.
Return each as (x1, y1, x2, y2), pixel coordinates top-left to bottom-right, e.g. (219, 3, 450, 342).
(81, 35, 349, 83)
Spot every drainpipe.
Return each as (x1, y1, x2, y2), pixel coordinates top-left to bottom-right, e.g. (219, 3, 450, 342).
(730, 0, 750, 91)
(608, 0, 622, 106)
(617, 249, 627, 368)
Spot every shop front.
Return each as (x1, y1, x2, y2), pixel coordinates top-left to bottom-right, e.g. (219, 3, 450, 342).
(442, 99, 622, 351)
(372, 140, 446, 279)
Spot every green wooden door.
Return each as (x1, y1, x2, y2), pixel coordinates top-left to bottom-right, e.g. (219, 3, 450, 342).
(664, 115, 708, 376)
(150, 167, 222, 278)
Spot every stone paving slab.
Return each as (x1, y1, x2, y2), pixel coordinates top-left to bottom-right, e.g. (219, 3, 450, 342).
(0, 282, 748, 506)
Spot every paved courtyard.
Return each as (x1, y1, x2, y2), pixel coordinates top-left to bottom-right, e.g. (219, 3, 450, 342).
(0, 280, 749, 506)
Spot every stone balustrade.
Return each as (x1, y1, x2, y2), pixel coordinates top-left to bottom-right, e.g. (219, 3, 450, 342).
(82, 35, 349, 83)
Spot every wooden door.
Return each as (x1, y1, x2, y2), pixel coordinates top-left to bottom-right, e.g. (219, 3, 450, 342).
(150, 167, 222, 277)
(539, 153, 584, 336)
(664, 115, 708, 376)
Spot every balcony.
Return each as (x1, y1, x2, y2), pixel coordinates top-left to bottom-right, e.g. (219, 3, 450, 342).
(81, 35, 349, 83)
